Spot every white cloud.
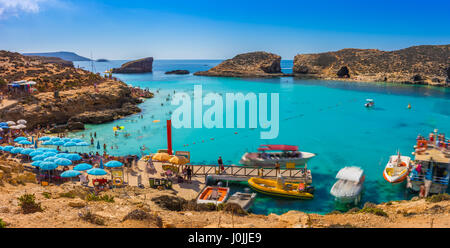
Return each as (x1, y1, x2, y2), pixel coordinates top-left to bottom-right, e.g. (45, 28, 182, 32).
(0, 0, 48, 18)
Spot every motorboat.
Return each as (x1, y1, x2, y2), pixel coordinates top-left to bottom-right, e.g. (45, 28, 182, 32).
(365, 99, 374, 108)
(226, 191, 257, 212)
(239, 144, 316, 167)
(383, 151, 411, 183)
(248, 176, 314, 199)
(196, 186, 230, 205)
(330, 167, 365, 204)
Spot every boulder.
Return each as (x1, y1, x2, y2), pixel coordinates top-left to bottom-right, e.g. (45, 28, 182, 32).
(67, 121, 85, 131)
(194, 51, 283, 77)
(112, 57, 153, 73)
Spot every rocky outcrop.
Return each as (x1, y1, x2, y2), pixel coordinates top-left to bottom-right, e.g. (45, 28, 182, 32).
(293, 45, 450, 86)
(194, 51, 284, 77)
(112, 57, 153, 73)
(0, 80, 143, 129)
(165, 70, 190, 75)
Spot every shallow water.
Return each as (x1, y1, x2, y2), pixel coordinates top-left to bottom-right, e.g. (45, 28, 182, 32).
(72, 60, 450, 215)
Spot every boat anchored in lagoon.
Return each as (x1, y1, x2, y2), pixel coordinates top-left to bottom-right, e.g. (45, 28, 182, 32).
(330, 166, 365, 205)
(383, 151, 411, 184)
(239, 144, 315, 167)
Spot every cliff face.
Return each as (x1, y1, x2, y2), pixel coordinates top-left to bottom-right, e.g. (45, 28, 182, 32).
(112, 57, 153, 73)
(293, 45, 450, 86)
(194, 51, 283, 77)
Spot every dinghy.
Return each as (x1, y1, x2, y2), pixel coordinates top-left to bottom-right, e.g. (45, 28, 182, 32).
(196, 186, 230, 205)
(226, 191, 257, 212)
(383, 151, 411, 183)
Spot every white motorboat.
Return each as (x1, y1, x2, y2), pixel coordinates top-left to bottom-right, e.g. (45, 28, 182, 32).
(239, 144, 316, 167)
(383, 151, 411, 183)
(226, 191, 257, 212)
(330, 166, 365, 204)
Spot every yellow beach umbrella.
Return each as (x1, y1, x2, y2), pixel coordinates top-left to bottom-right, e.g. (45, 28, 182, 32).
(169, 156, 189, 165)
(152, 152, 171, 162)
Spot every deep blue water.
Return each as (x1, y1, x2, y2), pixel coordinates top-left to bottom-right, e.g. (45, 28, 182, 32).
(72, 60, 450, 215)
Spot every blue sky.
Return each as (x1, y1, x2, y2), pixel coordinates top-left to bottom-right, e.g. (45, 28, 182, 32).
(0, 0, 449, 59)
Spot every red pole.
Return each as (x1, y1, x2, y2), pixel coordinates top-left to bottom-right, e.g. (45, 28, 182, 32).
(166, 119, 173, 155)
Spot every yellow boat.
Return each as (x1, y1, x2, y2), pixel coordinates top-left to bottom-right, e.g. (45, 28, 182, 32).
(247, 177, 314, 199)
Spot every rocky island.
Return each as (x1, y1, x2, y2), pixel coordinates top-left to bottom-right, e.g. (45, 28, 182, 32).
(111, 57, 153, 73)
(0, 51, 152, 132)
(194, 51, 285, 77)
(293, 44, 450, 86)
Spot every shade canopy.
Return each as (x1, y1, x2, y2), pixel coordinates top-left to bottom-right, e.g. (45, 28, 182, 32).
(152, 153, 171, 162)
(61, 170, 81, 178)
(104, 160, 123, 168)
(73, 163, 93, 171)
(39, 162, 58, 170)
(169, 156, 189, 165)
(55, 158, 72, 166)
(44, 156, 58, 162)
(86, 168, 107, 176)
(65, 153, 82, 161)
(32, 155, 46, 161)
(335, 166, 364, 182)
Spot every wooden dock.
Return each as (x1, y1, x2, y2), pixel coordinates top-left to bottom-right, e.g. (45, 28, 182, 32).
(191, 164, 312, 183)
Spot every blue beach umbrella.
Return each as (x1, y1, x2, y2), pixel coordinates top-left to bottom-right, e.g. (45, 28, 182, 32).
(43, 152, 57, 157)
(32, 155, 46, 161)
(105, 160, 123, 168)
(50, 137, 61, 142)
(0, 146, 3, 151)
(86, 168, 107, 176)
(39, 162, 58, 171)
(73, 163, 93, 171)
(10, 147, 24, 154)
(63, 142, 77, 147)
(61, 170, 81, 178)
(44, 156, 58, 162)
(38, 136, 51, 141)
(29, 151, 43, 157)
(71, 138, 83, 143)
(55, 158, 72, 166)
(61, 138, 72, 142)
(42, 141, 54, 146)
(20, 148, 35, 155)
(53, 141, 65, 146)
(45, 149, 59, 153)
(30, 161, 42, 167)
(76, 142, 89, 146)
(18, 140, 33, 145)
(65, 153, 82, 161)
(55, 153, 68, 158)
(2, 146, 14, 152)
(14, 137, 28, 142)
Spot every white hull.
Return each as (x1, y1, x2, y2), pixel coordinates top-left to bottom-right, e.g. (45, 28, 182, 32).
(239, 151, 315, 167)
(383, 155, 411, 183)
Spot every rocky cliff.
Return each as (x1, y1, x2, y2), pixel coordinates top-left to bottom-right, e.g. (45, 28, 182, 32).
(194, 51, 284, 77)
(112, 57, 153, 73)
(293, 45, 450, 86)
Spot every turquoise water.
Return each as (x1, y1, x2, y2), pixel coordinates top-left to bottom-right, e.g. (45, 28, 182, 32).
(73, 60, 450, 215)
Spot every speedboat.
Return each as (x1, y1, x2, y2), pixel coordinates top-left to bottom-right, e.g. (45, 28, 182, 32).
(330, 167, 365, 204)
(239, 144, 316, 167)
(365, 99, 374, 108)
(248, 176, 314, 199)
(383, 151, 411, 183)
(226, 191, 257, 212)
(196, 186, 230, 205)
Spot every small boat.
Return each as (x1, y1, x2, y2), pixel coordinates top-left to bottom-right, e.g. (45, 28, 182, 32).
(240, 144, 316, 167)
(383, 151, 411, 183)
(196, 186, 230, 205)
(248, 176, 314, 199)
(330, 167, 365, 204)
(365, 99, 374, 108)
(226, 191, 257, 212)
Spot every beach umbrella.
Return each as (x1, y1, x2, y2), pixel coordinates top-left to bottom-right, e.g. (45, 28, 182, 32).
(0, 122, 8, 126)
(152, 153, 171, 162)
(61, 170, 81, 178)
(20, 148, 35, 155)
(74, 163, 93, 171)
(14, 137, 28, 142)
(6, 121, 15, 126)
(50, 137, 61, 142)
(16, 124, 26, 129)
(65, 153, 82, 161)
(71, 138, 83, 143)
(44, 156, 58, 162)
(105, 160, 123, 168)
(2, 146, 14, 152)
(52, 141, 65, 146)
(63, 142, 77, 147)
(61, 138, 72, 142)
(169, 156, 189, 165)
(39, 161, 58, 171)
(9, 125, 20, 130)
(31, 154, 46, 161)
(30, 161, 42, 167)
(55, 158, 72, 166)
(86, 168, 107, 176)
(42, 152, 57, 157)
(0, 146, 3, 151)
(29, 151, 44, 157)
(10, 147, 24, 154)
(44, 148, 59, 153)
(76, 142, 89, 146)
(17, 119, 27, 125)
(18, 140, 32, 145)
(42, 141, 54, 146)
(55, 153, 68, 158)
(38, 136, 51, 141)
